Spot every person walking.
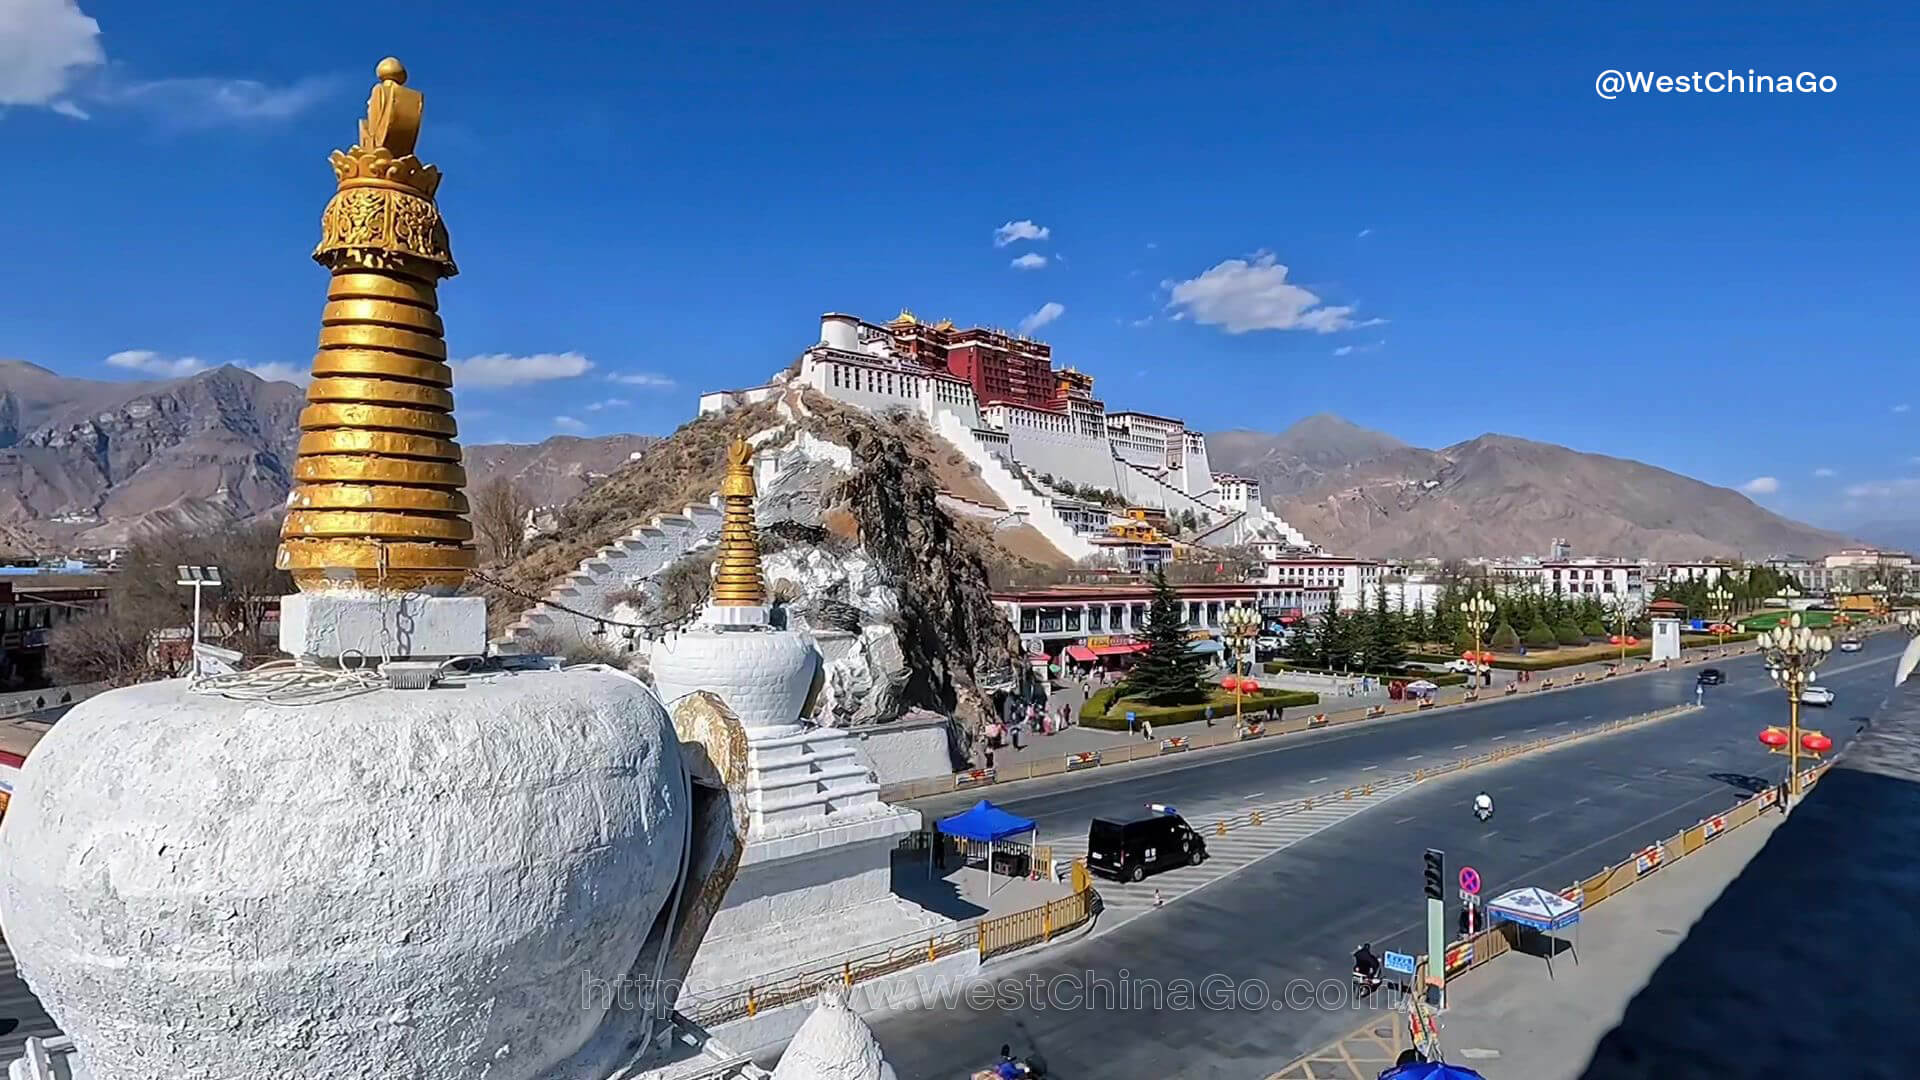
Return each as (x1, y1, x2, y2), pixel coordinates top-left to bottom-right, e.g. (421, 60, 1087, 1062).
(1011, 723, 1023, 752)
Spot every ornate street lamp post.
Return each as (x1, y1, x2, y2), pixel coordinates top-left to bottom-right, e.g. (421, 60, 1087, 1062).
(1222, 605, 1262, 729)
(1460, 593, 1495, 689)
(1707, 584, 1733, 647)
(1755, 611, 1834, 802)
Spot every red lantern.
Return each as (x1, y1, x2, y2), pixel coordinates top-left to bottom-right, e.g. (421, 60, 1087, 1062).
(1758, 727, 1789, 749)
(1220, 676, 1239, 690)
(1609, 635, 1623, 645)
(1801, 732, 1832, 754)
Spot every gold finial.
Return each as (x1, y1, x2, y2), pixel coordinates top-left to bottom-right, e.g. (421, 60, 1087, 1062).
(278, 58, 474, 594)
(710, 439, 765, 608)
(891, 309, 917, 326)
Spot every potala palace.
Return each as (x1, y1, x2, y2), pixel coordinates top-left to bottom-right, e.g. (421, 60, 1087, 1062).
(700, 310, 1314, 562)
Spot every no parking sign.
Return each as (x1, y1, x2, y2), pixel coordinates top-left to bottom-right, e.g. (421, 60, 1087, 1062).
(1459, 866, 1481, 897)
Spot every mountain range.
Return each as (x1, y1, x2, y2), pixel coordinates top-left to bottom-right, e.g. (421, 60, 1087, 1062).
(1209, 414, 1858, 561)
(0, 362, 1866, 561)
(0, 360, 649, 552)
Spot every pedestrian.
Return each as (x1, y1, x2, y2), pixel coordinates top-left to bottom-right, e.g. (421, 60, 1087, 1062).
(1142, 718, 1154, 741)
(1011, 724, 1023, 751)
(984, 746, 995, 770)
(1205, 704, 1214, 727)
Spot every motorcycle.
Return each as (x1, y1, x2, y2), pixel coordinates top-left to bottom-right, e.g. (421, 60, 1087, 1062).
(1473, 792, 1495, 822)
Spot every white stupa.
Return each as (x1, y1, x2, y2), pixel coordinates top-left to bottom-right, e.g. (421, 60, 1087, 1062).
(649, 440, 934, 1051)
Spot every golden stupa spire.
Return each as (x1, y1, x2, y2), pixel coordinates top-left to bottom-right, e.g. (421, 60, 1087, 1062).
(709, 439, 765, 607)
(277, 58, 474, 594)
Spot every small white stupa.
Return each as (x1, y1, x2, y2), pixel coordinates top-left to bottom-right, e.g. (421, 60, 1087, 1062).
(769, 992, 898, 1080)
(650, 441, 933, 1040)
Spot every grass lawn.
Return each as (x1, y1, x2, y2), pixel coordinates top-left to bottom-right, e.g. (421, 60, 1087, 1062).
(1080, 686, 1319, 730)
(1739, 609, 1838, 630)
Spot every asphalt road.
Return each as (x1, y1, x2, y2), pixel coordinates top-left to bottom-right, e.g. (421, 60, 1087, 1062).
(876, 634, 1902, 1080)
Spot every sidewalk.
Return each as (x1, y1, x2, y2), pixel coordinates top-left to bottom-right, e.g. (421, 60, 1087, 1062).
(1269, 802, 1783, 1080)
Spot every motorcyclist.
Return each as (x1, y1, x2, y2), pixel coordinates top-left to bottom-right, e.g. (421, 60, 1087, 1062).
(1353, 942, 1382, 989)
(995, 1045, 1022, 1079)
(1473, 791, 1494, 821)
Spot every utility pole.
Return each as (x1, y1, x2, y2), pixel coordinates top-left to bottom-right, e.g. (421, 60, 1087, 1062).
(175, 565, 222, 678)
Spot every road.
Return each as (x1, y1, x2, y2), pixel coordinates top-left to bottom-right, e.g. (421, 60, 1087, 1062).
(875, 634, 1902, 1079)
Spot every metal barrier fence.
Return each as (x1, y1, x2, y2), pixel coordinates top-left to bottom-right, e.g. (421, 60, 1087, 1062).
(1412, 761, 1828, 992)
(682, 702, 1705, 1028)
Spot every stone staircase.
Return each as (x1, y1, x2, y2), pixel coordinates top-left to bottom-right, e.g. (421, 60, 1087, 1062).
(743, 726, 889, 835)
(493, 496, 728, 654)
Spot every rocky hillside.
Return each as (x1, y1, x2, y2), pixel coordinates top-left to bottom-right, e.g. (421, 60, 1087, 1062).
(1212, 416, 1855, 560)
(0, 360, 658, 550)
(464, 433, 658, 505)
(487, 389, 1029, 743)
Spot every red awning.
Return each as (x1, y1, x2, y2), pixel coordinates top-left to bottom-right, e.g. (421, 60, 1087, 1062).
(1064, 645, 1097, 662)
(1091, 642, 1148, 657)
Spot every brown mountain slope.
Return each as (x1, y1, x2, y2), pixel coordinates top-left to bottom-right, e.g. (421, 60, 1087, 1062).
(1210, 417, 1854, 560)
(0, 360, 657, 550)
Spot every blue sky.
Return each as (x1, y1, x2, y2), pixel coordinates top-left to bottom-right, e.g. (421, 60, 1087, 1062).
(2, 1, 1913, 530)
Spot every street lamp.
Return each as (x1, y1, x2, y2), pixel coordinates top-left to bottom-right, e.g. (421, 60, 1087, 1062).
(1707, 584, 1733, 646)
(1460, 593, 1495, 689)
(174, 565, 222, 678)
(1755, 611, 1833, 802)
(1221, 605, 1262, 729)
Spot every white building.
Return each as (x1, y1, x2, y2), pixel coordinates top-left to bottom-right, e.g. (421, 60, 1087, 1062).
(1493, 558, 1648, 611)
(699, 312, 1314, 552)
(1261, 554, 1383, 612)
(1661, 561, 1736, 586)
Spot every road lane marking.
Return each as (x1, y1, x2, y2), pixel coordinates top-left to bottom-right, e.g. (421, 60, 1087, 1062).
(1574, 796, 1593, 805)
(1525, 727, 1537, 733)
(1309, 777, 1328, 784)
(1393, 814, 1419, 824)
(1407, 754, 1423, 760)
(1363, 764, 1380, 771)
(1454, 744, 1469, 750)
(1492, 735, 1507, 741)
(1243, 792, 1264, 799)
(1528, 809, 1555, 823)
(1557, 721, 1571, 726)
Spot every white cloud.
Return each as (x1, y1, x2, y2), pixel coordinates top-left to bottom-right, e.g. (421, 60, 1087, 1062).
(89, 73, 341, 130)
(606, 371, 676, 389)
(993, 219, 1050, 247)
(0, 0, 333, 125)
(553, 415, 586, 433)
(1164, 252, 1361, 334)
(242, 361, 309, 386)
(1740, 476, 1780, 495)
(0, 0, 102, 113)
(1018, 302, 1064, 334)
(1894, 403, 1912, 414)
(1844, 478, 1920, 500)
(448, 351, 592, 388)
(1812, 467, 1836, 478)
(1010, 252, 1048, 271)
(105, 349, 205, 377)
(1357, 228, 1373, 239)
(1333, 345, 1355, 356)
(583, 397, 630, 412)
(1129, 316, 1154, 328)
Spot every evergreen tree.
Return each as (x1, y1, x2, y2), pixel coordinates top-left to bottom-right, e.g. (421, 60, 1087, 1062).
(1523, 622, 1558, 649)
(1315, 607, 1352, 670)
(1367, 586, 1408, 671)
(1119, 569, 1210, 704)
(1283, 618, 1318, 664)
(1407, 600, 1431, 645)
(1553, 620, 1585, 646)
(1490, 620, 1521, 651)
(1581, 618, 1607, 639)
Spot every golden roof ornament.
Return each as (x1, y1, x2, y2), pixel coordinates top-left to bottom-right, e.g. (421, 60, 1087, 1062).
(278, 58, 474, 594)
(709, 439, 765, 608)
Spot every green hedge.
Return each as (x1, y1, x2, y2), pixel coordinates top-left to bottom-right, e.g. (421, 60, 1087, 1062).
(1079, 686, 1320, 730)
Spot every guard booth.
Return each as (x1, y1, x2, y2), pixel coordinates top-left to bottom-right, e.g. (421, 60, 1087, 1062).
(1648, 598, 1686, 662)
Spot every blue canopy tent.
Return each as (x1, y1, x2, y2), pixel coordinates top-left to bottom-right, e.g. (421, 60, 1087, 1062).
(936, 800, 1038, 894)
(1486, 885, 1582, 977)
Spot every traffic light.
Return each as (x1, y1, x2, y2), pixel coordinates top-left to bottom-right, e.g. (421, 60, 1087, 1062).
(1424, 849, 1444, 902)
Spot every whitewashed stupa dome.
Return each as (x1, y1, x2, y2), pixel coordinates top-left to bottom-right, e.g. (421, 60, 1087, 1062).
(771, 990, 899, 1080)
(0, 670, 690, 1080)
(651, 621, 820, 731)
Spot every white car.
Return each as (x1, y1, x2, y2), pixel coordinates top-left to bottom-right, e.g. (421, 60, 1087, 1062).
(1799, 685, 1836, 707)
(1838, 639, 1862, 653)
(1256, 636, 1283, 653)
(1442, 659, 1476, 674)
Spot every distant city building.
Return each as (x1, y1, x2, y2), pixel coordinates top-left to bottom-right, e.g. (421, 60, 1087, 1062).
(995, 581, 1333, 663)
(1260, 553, 1383, 612)
(1492, 557, 1647, 610)
(1549, 537, 1573, 560)
(1661, 561, 1737, 586)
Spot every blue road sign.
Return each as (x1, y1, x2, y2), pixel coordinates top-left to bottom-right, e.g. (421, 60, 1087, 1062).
(1383, 951, 1417, 975)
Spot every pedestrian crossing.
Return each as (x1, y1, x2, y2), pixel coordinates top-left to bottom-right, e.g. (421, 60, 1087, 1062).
(1047, 782, 1417, 931)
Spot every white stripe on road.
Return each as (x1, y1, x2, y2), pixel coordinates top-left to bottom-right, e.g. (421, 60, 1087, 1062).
(1310, 777, 1329, 784)
(1492, 735, 1506, 741)
(1243, 792, 1264, 799)
(1454, 744, 1469, 750)
(1363, 764, 1380, 771)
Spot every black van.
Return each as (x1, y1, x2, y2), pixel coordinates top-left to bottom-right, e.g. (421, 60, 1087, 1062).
(1086, 808, 1207, 883)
